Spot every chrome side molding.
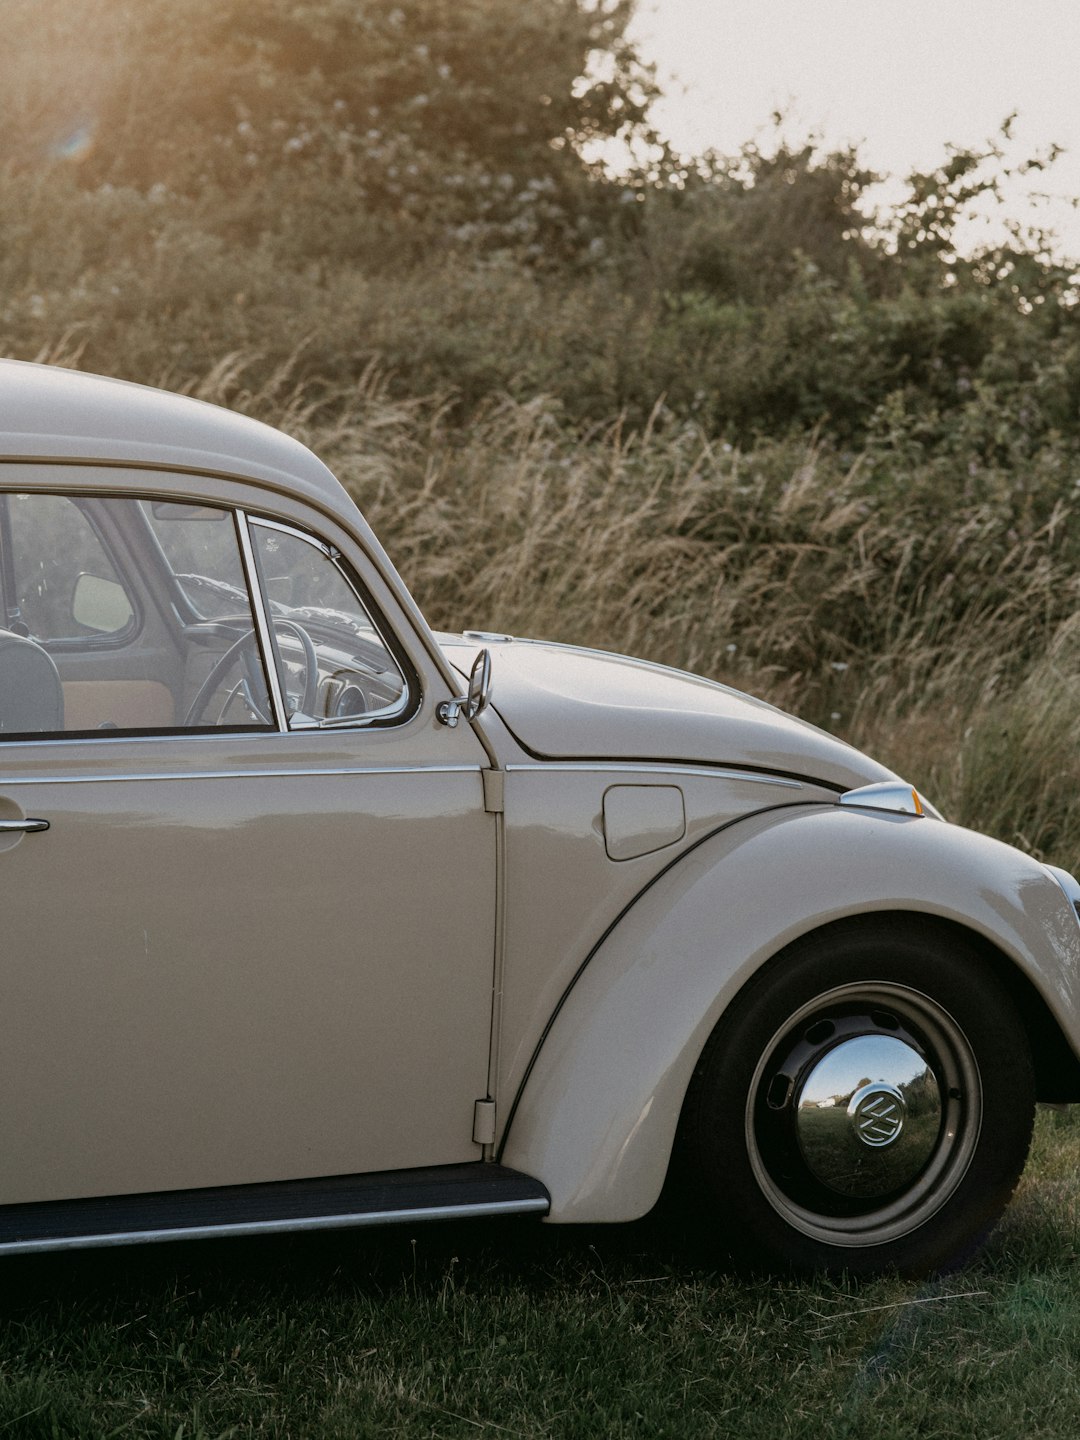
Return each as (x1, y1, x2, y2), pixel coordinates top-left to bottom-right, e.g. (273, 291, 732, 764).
(0, 1197, 550, 1256)
(0, 1162, 549, 1256)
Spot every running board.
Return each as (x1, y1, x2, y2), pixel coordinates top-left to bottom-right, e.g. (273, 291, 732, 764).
(0, 1164, 550, 1256)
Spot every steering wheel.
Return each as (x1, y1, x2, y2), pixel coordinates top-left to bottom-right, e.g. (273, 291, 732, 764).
(184, 619, 318, 726)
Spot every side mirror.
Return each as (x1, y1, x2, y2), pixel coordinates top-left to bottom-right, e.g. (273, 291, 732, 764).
(465, 647, 492, 721)
(72, 573, 134, 634)
(437, 648, 492, 728)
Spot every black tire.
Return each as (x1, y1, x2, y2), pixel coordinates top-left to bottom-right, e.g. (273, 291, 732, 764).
(679, 917, 1035, 1276)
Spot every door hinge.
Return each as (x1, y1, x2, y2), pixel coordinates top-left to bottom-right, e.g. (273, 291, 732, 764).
(472, 1098, 497, 1145)
(482, 769, 505, 814)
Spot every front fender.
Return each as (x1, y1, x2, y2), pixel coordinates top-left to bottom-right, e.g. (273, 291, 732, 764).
(499, 803, 1080, 1223)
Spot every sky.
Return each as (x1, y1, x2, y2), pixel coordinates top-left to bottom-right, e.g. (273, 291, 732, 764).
(630, 0, 1080, 260)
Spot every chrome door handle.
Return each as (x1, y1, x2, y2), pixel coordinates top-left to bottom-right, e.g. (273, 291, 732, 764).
(0, 817, 49, 834)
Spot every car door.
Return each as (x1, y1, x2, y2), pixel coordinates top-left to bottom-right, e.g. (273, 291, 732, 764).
(0, 478, 496, 1205)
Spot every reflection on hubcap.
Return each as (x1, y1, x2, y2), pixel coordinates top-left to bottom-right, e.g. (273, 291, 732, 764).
(793, 1032, 942, 1199)
(848, 1082, 905, 1147)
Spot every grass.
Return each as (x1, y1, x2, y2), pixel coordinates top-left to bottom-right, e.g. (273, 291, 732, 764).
(221, 362, 1080, 868)
(0, 1108, 1075, 1438)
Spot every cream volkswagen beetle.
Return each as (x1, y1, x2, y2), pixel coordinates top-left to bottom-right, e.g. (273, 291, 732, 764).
(0, 358, 1078, 1275)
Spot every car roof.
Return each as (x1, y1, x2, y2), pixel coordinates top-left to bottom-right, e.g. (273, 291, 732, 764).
(0, 359, 351, 514)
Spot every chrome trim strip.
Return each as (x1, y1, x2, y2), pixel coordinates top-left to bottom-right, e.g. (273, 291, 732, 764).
(0, 1195, 550, 1255)
(251, 514, 333, 555)
(235, 507, 289, 731)
(0, 765, 481, 787)
(0, 722, 441, 752)
(505, 762, 802, 789)
(0, 730, 291, 752)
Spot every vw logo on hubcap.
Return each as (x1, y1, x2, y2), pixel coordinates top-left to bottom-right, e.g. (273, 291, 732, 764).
(847, 1082, 905, 1148)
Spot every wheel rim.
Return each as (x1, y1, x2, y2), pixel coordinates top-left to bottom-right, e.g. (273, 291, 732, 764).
(744, 982, 983, 1248)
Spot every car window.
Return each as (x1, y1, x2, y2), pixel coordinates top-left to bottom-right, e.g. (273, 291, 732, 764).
(142, 501, 254, 620)
(6, 493, 133, 642)
(249, 519, 410, 726)
(0, 493, 274, 739)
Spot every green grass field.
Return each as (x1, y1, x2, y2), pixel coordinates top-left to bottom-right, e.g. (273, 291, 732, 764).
(0, 1107, 1075, 1439)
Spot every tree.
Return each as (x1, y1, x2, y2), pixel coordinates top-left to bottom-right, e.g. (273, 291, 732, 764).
(1, 0, 660, 256)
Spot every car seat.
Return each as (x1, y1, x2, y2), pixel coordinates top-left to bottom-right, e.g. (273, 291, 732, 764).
(0, 629, 64, 734)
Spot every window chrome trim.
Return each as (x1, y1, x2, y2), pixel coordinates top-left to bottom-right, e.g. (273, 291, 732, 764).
(235, 506, 289, 732)
(251, 514, 334, 555)
(505, 762, 802, 789)
(0, 765, 481, 786)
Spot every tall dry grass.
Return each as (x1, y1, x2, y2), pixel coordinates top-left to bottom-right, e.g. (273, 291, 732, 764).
(180, 357, 1080, 866)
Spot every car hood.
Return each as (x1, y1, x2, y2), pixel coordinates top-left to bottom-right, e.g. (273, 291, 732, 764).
(439, 635, 897, 792)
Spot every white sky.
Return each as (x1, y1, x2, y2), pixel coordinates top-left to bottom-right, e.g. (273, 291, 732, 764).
(631, 0, 1080, 260)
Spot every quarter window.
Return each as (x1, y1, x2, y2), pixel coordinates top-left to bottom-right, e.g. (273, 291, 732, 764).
(249, 520, 410, 726)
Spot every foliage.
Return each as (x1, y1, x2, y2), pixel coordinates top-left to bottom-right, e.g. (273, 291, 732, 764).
(3, 0, 1079, 436)
(1, 0, 657, 259)
(139, 355, 1072, 861)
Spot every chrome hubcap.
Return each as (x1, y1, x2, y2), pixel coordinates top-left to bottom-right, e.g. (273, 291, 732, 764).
(746, 982, 981, 1247)
(794, 1033, 941, 1198)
